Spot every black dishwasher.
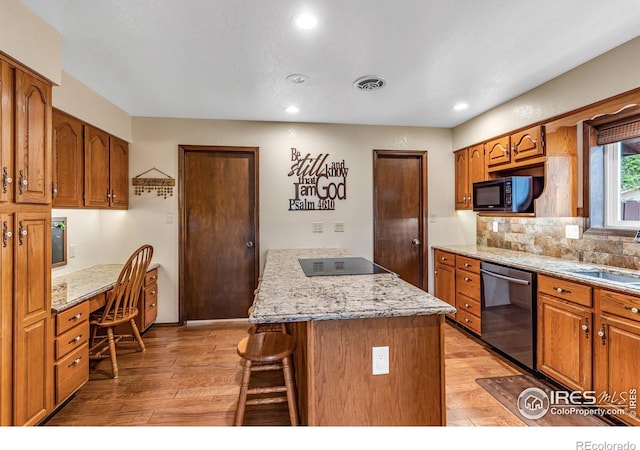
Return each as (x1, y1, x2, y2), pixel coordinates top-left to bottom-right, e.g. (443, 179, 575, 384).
(480, 261, 537, 372)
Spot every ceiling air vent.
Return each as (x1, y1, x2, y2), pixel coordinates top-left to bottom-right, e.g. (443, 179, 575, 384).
(353, 76, 387, 91)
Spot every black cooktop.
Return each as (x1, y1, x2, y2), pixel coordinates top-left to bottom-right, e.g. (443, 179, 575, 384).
(298, 257, 394, 277)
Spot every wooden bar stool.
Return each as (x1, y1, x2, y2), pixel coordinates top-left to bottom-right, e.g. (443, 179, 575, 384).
(235, 331, 299, 426)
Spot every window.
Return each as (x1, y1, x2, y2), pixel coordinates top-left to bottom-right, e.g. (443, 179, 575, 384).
(604, 138, 640, 229)
(584, 110, 640, 235)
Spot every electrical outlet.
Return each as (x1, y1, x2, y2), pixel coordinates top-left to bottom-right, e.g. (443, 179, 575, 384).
(492, 221, 499, 232)
(166, 213, 174, 224)
(565, 224, 580, 239)
(334, 221, 344, 232)
(312, 222, 323, 233)
(69, 244, 76, 258)
(372, 346, 389, 375)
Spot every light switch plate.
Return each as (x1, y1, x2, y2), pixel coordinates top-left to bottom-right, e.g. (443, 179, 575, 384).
(312, 222, 323, 233)
(334, 221, 344, 232)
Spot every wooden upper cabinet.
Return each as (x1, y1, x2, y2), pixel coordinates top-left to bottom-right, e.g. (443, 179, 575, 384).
(454, 144, 485, 210)
(511, 125, 544, 163)
(52, 110, 84, 207)
(485, 135, 511, 168)
(454, 149, 469, 209)
(486, 125, 545, 171)
(109, 136, 129, 209)
(14, 70, 52, 205)
(0, 60, 12, 204)
(84, 126, 110, 208)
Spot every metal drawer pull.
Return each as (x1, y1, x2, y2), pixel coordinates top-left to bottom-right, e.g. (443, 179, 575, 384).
(624, 306, 639, 314)
(150, 303, 156, 308)
(150, 276, 157, 280)
(150, 291, 156, 295)
(464, 263, 472, 267)
(464, 317, 472, 323)
(464, 303, 471, 308)
(440, 257, 447, 261)
(68, 357, 82, 368)
(69, 334, 82, 344)
(69, 313, 82, 321)
(553, 287, 571, 294)
(464, 277, 472, 282)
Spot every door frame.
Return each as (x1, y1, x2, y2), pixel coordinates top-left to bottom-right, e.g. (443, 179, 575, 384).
(178, 145, 260, 324)
(372, 149, 429, 290)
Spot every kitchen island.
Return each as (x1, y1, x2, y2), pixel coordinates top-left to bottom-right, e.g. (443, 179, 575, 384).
(249, 248, 455, 426)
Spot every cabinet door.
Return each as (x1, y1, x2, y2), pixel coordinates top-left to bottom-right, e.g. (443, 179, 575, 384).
(0, 213, 14, 425)
(434, 262, 455, 319)
(511, 125, 544, 163)
(467, 144, 485, 206)
(594, 314, 640, 426)
(454, 149, 469, 210)
(0, 60, 12, 204)
(485, 136, 511, 167)
(109, 136, 129, 209)
(84, 126, 110, 207)
(52, 110, 84, 207)
(537, 293, 592, 392)
(14, 213, 51, 426)
(14, 70, 52, 205)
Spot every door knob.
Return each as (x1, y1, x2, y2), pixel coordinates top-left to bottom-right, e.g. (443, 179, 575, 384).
(246, 241, 254, 248)
(412, 239, 420, 245)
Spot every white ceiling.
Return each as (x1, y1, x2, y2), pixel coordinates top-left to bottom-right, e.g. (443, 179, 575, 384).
(19, 0, 640, 128)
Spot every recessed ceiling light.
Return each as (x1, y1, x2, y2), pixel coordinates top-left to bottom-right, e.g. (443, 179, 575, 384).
(285, 106, 299, 114)
(286, 74, 307, 84)
(454, 102, 469, 111)
(293, 13, 318, 30)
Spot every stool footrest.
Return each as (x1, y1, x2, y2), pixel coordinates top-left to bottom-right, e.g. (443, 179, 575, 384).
(247, 386, 287, 395)
(246, 397, 288, 406)
(251, 364, 282, 372)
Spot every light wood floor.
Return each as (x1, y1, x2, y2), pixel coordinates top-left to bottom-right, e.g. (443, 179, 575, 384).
(43, 319, 527, 426)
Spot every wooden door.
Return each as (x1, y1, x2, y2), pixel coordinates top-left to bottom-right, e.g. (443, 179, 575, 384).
(108, 136, 129, 209)
(179, 146, 258, 321)
(14, 70, 52, 205)
(0, 213, 13, 425)
(537, 293, 592, 391)
(52, 110, 84, 207)
(0, 60, 12, 204)
(13, 213, 51, 426)
(84, 126, 110, 207)
(454, 149, 468, 210)
(373, 150, 428, 290)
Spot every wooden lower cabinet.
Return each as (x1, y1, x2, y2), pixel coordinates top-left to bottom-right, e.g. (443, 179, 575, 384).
(537, 292, 592, 392)
(434, 251, 455, 320)
(454, 255, 481, 335)
(53, 301, 89, 407)
(114, 267, 158, 335)
(594, 289, 640, 426)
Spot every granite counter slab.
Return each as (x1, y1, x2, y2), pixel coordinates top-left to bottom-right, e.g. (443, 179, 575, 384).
(433, 244, 640, 295)
(249, 248, 456, 324)
(51, 263, 160, 313)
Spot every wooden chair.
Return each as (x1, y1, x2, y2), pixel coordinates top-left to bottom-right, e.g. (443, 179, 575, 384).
(235, 331, 299, 426)
(89, 245, 154, 378)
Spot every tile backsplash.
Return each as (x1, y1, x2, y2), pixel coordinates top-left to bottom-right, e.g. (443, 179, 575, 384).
(476, 216, 640, 270)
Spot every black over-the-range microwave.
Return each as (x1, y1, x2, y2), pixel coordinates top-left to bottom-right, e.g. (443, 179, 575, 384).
(472, 176, 544, 213)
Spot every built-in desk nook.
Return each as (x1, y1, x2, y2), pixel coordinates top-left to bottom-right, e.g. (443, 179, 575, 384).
(50, 264, 159, 408)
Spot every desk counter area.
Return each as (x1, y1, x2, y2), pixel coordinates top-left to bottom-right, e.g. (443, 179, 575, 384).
(52, 263, 160, 313)
(250, 248, 454, 426)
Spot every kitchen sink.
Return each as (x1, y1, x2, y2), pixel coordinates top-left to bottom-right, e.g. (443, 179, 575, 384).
(571, 270, 640, 284)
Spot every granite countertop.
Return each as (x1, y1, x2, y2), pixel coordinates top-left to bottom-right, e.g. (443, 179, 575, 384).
(249, 248, 456, 324)
(433, 244, 640, 295)
(51, 263, 160, 313)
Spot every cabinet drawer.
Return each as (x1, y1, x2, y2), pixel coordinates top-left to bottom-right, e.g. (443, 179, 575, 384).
(456, 256, 480, 274)
(457, 293, 481, 317)
(434, 250, 455, 267)
(458, 312, 481, 335)
(143, 286, 158, 328)
(456, 270, 481, 300)
(88, 292, 106, 313)
(538, 275, 592, 307)
(55, 343, 89, 404)
(599, 289, 640, 323)
(56, 301, 90, 335)
(145, 268, 158, 287)
(55, 321, 89, 360)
